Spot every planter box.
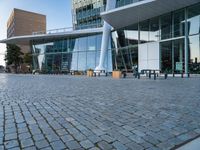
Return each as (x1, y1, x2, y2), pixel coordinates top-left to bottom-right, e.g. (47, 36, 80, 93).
(112, 71, 122, 79)
(87, 70, 94, 77)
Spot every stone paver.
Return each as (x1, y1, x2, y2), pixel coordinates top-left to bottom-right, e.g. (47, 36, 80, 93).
(0, 74, 199, 150)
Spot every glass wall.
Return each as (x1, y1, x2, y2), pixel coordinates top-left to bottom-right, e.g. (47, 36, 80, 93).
(116, 0, 144, 8)
(72, 0, 106, 29)
(32, 34, 112, 73)
(149, 17, 159, 42)
(161, 13, 172, 40)
(160, 39, 185, 73)
(111, 2, 200, 74)
(188, 3, 200, 73)
(111, 28, 138, 72)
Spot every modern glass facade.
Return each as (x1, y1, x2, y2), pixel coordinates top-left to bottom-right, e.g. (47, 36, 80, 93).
(72, 0, 106, 29)
(111, 3, 200, 74)
(72, 0, 144, 30)
(32, 34, 112, 73)
(116, 0, 144, 8)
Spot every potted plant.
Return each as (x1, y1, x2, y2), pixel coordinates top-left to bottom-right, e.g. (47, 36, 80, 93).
(87, 68, 94, 77)
(112, 69, 122, 79)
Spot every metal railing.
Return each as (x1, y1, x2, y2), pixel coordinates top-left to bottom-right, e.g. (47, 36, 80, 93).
(32, 27, 73, 35)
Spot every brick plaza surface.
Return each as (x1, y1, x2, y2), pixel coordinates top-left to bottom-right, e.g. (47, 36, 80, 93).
(0, 74, 200, 150)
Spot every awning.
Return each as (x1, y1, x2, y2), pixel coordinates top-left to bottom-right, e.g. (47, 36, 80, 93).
(0, 28, 103, 45)
(101, 0, 200, 29)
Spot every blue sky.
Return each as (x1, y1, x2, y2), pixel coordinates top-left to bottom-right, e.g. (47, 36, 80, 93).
(0, 0, 72, 66)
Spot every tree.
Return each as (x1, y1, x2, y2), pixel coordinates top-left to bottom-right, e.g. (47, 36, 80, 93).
(5, 44, 24, 73)
(23, 53, 32, 65)
(23, 53, 33, 73)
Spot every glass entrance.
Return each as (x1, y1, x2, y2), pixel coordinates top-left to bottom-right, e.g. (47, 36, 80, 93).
(112, 46, 138, 72)
(160, 39, 185, 73)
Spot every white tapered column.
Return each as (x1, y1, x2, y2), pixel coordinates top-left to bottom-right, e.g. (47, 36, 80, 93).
(95, 0, 116, 72)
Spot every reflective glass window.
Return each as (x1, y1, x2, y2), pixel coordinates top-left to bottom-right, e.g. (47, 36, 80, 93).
(117, 30, 127, 47)
(63, 40, 68, 52)
(69, 39, 75, 52)
(54, 41, 63, 52)
(88, 35, 96, 51)
(188, 3, 200, 35)
(161, 13, 172, 40)
(161, 41, 172, 73)
(78, 52, 86, 70)
(189, 35, 200, 73)
(149, 17, 159, 42)
(53, 54, 62, 72)
(79, 37, 87, 51)
(139, 20, 149, 43)
(61, 53, 72, 72)
(74, 39, 79, 51)
(46, 54, 53, 72)
(96, 34, 102, 51)
(124, 24, 138, 45)
(173, 39, 185, 73)
(86, 51, 96, 69)
(173, 9, 185, 37)
(71, 52, 78, 70)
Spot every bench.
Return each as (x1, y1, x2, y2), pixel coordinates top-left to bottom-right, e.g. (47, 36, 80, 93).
(136, 69, 168, 80)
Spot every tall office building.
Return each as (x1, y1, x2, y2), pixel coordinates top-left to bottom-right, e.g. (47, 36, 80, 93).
(71, 0, 136, 29)
(72, 0, 106, 29)
(7, 8, 46, 72)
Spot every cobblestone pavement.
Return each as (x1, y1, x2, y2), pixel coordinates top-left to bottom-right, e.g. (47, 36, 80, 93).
(0, 74, 200, 150)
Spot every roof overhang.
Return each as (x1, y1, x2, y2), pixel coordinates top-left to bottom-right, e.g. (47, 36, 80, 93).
(0, 28, 103, 45)
(102, 0, 200, 29)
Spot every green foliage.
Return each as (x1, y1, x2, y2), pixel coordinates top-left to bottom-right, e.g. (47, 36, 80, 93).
(23, 53, 32, 65)
(5, 44, 24, 73)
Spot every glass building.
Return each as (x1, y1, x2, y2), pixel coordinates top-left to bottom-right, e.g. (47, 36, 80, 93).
(111, 2, 200, 74)
(32, 33, 112, 73)
(72, 0, 143, 29)
(72, 0, 106, 29)
(1, 0, 200, 75)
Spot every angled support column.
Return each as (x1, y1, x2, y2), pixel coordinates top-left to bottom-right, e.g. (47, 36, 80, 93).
(184, 8, 189, 77)
(95, 0, 116, 73)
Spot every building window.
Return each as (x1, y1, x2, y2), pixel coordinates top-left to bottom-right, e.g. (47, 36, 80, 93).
(161, 13, 172, 40)
(189, 35, 200, 73)
(149, 17, 159, 42)
(188, 3, 200, 35)
(139, 20, 149, 43)
(173, 9, 185, 37)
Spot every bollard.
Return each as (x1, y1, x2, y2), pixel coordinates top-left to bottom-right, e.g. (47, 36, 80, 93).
(181, 73, 183, 78)
(123, 73, 127, 78)
(138, 73, 140, 79)
(135, 73, 137, 78)
(105, 73, 108, 76)
(153, 71, 156, 80)
(173, 73, 175, 77)
(165, 73, 168, 79)
(149, 71, 151, 79)
(188, 73, 190, 78)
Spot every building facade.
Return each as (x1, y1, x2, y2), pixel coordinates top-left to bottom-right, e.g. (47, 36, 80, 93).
(72, 0, 106, 29)
(107, 0, 200, 74)
(7, 8, 46, 39)
(31, 32, 112, 73)
(1, 0, 200, 74)
(7, 8, 46, 72)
